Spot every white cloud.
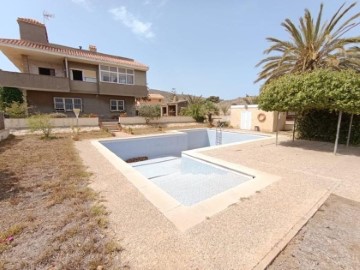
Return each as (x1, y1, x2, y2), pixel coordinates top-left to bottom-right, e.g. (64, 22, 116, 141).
(143, 0, 168, 7)
(109, 7, 155, 39)
(71, 0, 93, 11)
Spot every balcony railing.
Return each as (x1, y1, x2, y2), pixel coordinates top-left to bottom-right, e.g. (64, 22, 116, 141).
(99, 82, 148, 97)
(0, 70, 70, 92)
(0, 70, 148, 97)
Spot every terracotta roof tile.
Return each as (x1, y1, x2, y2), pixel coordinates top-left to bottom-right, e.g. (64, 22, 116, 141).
(0, 38, 148, 70)
(17, 18, 45, 27)
(149, 93, 164, 99)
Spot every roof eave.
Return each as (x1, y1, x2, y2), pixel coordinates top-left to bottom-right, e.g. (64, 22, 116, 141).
(0, 42, 149, 71)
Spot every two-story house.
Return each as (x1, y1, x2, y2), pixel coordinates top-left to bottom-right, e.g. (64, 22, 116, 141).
(0, 18, 149, 118)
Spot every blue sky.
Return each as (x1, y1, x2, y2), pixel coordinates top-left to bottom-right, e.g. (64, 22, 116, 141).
(0, 0, 356, 99)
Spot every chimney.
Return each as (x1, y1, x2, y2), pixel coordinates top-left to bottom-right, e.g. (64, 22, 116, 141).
(89, 45, 97, 52)
(17, 18, 49, 43)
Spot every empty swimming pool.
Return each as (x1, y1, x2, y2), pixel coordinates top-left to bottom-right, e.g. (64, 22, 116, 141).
(99, 129, 267, 206)
(132, 155, 252, 206)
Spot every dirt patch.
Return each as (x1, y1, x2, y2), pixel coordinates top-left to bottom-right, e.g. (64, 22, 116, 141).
(125, 156, 148, 163)
(0, 134, 121, 269)
(268, 194, 360, 269)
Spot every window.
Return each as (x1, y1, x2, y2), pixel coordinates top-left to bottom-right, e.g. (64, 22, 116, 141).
(39, 67, 55, 76)
(110, 99, 125, 111)
(54, 97, 82, 111)
(71, 70, 83, 81)
(100, 65, 134, 85)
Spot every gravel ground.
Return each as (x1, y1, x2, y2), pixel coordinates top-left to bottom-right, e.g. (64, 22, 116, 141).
(76, 135, 360, 269)
(268, 194, 360, 270)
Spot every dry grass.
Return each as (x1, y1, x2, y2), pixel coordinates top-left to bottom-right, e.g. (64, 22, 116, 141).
(0, 134, 121, 269)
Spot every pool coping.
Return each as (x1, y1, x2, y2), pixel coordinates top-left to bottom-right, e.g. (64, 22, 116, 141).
(91, 129, 281, 231)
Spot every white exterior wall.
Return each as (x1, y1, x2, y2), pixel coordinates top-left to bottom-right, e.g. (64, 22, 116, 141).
(5, 117, 99, 129)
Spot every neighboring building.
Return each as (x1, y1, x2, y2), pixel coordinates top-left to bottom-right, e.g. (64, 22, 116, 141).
(160, 95, 188, 117)
(0, 18, 149, 118)
(137, 93, 165, 106)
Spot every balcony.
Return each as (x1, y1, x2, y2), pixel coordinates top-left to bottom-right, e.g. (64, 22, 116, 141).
(0, 70, 70, 92)
(70, 80, 98, 94)
(99, 82, 148, 97)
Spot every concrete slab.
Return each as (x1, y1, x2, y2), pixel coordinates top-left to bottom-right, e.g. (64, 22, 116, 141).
(75, 135, 360, 269)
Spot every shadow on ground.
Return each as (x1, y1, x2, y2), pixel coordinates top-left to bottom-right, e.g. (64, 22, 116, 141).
(279, 139, 360, 157)
(0, 135, 22, 154)
(0, 135, 24, 201)
(0, 169, 22, 201)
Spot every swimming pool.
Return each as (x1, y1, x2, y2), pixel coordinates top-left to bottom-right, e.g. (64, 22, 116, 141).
(132, 155, 252, 206)
(93, 129, 277, 230)
(100, 129, 266, 161)
(99, 129, 266, 205)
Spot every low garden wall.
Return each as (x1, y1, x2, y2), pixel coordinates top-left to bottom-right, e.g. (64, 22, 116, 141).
(0, 112, 4, 130)
(5, 117, 99, 129)
(119, 116, 195, 125)
(0, 112, 10, 141)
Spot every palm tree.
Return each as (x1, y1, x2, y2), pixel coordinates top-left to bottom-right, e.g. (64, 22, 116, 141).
(256, 2, 360, 84)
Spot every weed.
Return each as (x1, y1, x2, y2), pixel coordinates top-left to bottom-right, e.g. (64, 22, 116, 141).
(105, 240, 123, 253)
(0, 223, 25, 240)
(56, 227, 79, 243)
(91, 204, 108, 217)
(0, 223, 26, 253)
(0, 260, 6, 270)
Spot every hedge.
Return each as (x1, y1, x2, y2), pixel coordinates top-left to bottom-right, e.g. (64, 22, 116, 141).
(297, 110, 360, 145)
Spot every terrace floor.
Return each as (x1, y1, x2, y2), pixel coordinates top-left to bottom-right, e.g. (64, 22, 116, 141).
(76, 134, 360, 269)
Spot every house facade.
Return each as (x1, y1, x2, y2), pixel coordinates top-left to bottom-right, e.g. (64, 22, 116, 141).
(0, 18, 149, 118)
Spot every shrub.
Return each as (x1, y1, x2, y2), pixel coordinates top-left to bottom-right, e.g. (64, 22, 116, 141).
(5, 102, 27, 118)
(138, 105, 160, 124)
(297, 110, 360, 145)
(27, 114, 53, 139)
(48, 112, 67, 118)
(0, 87, 23, 110)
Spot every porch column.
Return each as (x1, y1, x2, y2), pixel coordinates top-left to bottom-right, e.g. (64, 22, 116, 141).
(64, 58, 69, 78)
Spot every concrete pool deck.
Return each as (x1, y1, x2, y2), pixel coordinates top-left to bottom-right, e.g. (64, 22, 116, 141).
(76, 135, 360, 269)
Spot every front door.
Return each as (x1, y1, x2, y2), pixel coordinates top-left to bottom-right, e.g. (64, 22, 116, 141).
(240, 111, 252, 130)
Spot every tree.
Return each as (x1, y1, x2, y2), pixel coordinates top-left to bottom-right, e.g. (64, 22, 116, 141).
(219, 103, 230, 115)
(203, 100, 219, 125)
(0, 87, 23, 110)
(206, 96, 220, 103)
(138, 104, 161, 124)
(258, 69, 360, 114)
(181, 95, 219, 124)
(256, 2, 360, 84)
(258, 68, 360, 151)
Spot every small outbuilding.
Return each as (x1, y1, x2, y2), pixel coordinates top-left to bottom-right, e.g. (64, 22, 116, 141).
(230, 105, 293, 132)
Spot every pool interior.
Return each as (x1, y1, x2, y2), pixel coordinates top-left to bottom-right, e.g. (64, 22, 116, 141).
(132, 155, 252, 206)
(100, 129, 265, 206)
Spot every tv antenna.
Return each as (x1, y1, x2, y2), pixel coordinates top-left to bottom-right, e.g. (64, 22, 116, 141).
(43, 11, 55, 24)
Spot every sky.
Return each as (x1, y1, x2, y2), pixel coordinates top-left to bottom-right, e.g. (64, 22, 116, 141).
(0, 0, 357, 100)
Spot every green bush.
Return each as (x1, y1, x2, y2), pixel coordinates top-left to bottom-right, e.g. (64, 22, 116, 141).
(138, 105, 160, 124)
(297, 110, 360, 145)
(27, 114, 53, 139)
(0, 87, 23, 110)
(48, 112, 67, 118)
(5, 102, 27, 118)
